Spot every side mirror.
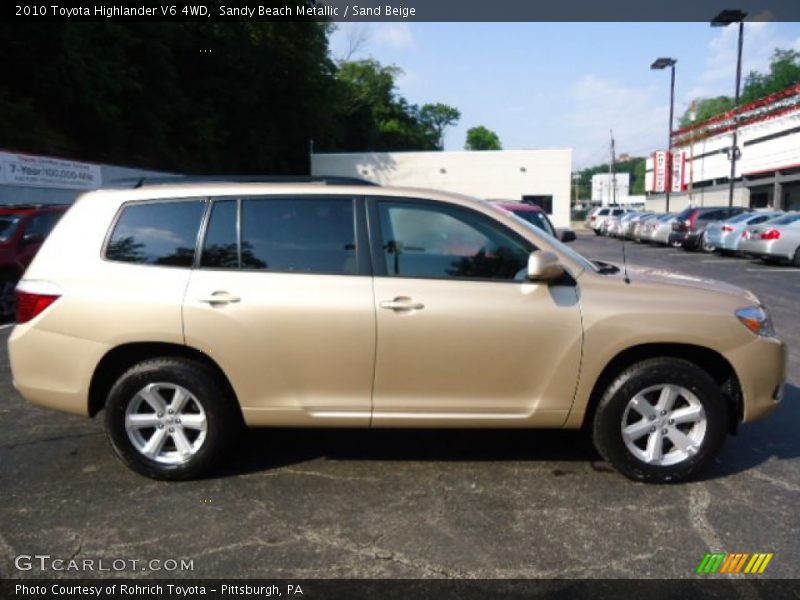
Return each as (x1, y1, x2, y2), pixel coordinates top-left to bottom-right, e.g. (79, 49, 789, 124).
(22, 232, 44, 245)
(559, 228, 576, 243)
(527, 250, 565, 282)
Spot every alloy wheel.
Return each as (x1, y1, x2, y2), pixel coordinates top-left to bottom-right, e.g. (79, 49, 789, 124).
(125, 383, 208, 464)
(621, 384, 707, 466)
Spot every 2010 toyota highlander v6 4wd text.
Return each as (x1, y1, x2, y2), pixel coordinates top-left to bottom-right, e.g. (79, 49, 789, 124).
(8, 181, 787, 482)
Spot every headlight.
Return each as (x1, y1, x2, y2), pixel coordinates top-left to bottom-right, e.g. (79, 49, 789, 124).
(735, 306, 775, 337)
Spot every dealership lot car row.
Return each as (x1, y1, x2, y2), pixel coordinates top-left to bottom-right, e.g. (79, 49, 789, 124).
(586, 205, 800, 266)
(5, 180, 787, 484)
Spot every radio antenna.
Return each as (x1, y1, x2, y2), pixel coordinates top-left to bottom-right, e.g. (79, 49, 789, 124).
(610, 129, 630, 284)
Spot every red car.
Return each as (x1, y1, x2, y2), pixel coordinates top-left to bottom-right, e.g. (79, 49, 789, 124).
(494, 202, 576, 243)
(0, 204, 69, 319)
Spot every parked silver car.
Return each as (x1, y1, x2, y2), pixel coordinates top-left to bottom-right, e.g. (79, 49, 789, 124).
(641, 214, 674, 244)
(623, 212, 655, 240)
(611, 212, 640, 238)
(705, 211, 784, 255)
(738, 212, 800, 265)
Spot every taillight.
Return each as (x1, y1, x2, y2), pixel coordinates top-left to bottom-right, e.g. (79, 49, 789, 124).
(590, 215, 597, 221)
(722, 225, 734, 232)
(14, 281, 63, 323)
(742, 231, 750, 239)
(761, 229, 781, 240)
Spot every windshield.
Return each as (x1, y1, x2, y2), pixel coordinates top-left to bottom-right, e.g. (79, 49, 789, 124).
(0, 216, 22, 242)
(511, 209, 557, 237)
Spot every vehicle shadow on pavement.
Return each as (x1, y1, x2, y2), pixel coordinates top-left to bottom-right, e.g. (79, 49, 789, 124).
(215, 428, 604, 479)
(697, 383, 800, 481)
(214, 384, 800, 481)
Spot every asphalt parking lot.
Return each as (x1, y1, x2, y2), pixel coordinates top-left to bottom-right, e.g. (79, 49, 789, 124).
(1, 231, 798, 580)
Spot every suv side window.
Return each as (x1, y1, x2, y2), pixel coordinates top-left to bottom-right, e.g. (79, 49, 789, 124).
(698, 210, 721, 222)
(376, 200, 531, 281)
(239, 197, 357, 275)
(106, 200, 205, 267)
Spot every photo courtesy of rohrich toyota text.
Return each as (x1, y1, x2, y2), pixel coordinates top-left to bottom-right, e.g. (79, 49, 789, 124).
(1, 1, 799, 598)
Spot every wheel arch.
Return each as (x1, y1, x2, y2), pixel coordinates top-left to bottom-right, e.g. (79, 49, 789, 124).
(582, 343, 743, 435)
(88, 342, 239, 418)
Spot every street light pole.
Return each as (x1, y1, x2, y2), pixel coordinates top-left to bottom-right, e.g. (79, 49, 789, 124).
(711, 9, 747, 207)
(651, 57, 677, 212)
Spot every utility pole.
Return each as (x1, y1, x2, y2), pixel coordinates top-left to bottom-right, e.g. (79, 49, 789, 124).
(610, 130, 617, 206)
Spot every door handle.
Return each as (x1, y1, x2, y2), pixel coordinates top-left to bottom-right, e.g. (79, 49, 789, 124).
(198, 291, 241, 305)
(380, 297, 425, 311)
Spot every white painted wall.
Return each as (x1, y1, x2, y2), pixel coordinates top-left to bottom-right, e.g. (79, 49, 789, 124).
(311, 149, 573, 228)
(591, 173, 630, 205)
(645, 185, 750, 213)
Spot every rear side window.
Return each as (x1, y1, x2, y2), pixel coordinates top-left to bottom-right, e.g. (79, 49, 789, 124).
(200, 197, 357, 274)
(676, 208, 695, 220)
(106, 201, 205, 267)
(242, 197, 356, 274)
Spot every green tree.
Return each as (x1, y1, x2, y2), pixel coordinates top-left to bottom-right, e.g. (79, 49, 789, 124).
(464, 126, 502, 150)
(333, 59, 440, 151)
(419, 103, 461, 150)
(679, 48, 800, 127)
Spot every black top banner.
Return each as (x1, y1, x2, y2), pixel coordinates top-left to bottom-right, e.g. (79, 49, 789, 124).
(6, 0, 800, 22)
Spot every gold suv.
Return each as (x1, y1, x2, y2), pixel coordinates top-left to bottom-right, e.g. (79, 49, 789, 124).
(8, 181, 787, 482)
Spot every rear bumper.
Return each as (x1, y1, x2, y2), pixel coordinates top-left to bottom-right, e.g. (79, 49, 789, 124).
(8, 324, 107, 416)
(668, 231, 688, 245)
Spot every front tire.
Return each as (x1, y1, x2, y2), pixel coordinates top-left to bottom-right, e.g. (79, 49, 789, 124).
(793, 247, 800, 268)
(105, 358, 242, 480)
(592, 358, 728, 483)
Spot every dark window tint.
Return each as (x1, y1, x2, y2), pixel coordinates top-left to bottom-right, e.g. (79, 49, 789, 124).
(26, 211, 63, 238)
(202, 200, 238, 268)
(698, 210, 722, 222)
(522, 195, 553, 214)
(512, 209, 557, 237)
(676, 207, 695, 220)
(241, 197, 356, 274)
(106, 201, 205, 267)
(748, 215, 771, 225)
(378, 202, 530, 281)
(770, 213, 800, 225)
(0, 216, 22, 242)
(611, 209, 624, 216)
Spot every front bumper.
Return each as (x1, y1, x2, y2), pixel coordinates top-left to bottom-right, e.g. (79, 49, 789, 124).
(727, 334, 788, 423)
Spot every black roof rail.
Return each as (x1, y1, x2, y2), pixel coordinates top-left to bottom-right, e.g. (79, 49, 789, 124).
(0, 203, 71, 209)
(105, 175, 379, 189)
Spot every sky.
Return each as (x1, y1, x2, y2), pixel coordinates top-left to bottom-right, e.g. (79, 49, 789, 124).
(329, 21, 800, 169)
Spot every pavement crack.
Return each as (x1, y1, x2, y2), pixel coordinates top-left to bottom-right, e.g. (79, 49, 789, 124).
(2, 431, 103, 450)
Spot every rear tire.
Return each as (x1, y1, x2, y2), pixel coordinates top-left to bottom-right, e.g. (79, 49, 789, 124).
(105, 358, 242, 480)
(592, 357, 728, 483)
(793, 247, 800, 268)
